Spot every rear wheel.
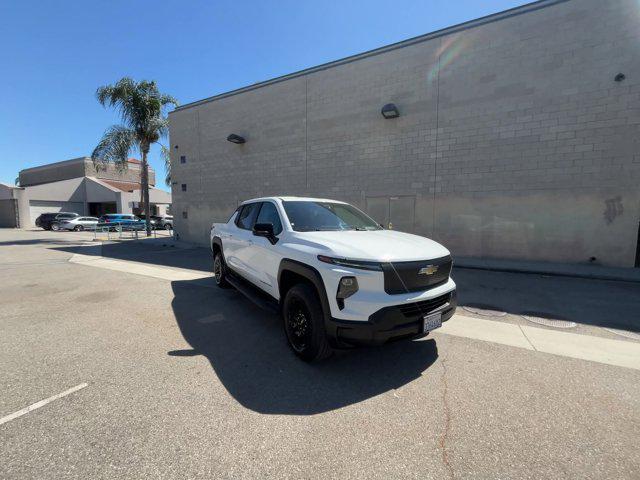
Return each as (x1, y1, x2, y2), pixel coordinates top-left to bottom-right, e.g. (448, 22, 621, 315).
(213, 252, 231, 288)
(51, 223, 60, 231)
(283, 284, 332, 362)
(164, 224, 172, 230)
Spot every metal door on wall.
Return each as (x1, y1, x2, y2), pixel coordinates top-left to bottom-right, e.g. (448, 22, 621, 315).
(365, 196, 415, 233)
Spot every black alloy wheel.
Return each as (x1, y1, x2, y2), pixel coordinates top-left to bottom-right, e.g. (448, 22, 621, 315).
(285, 297, 313, 353)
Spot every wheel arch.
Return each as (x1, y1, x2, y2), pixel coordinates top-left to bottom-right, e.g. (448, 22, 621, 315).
(278, 259, 331, 320)
(211, 236, 223, 257)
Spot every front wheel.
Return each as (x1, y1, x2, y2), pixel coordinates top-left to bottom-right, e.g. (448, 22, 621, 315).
(51, 223, 60, 231)
(74, 225, 83, 231)
(164, 224, 172, 230)
(283, 284, 332, 362)
(213, 252, 231, 288)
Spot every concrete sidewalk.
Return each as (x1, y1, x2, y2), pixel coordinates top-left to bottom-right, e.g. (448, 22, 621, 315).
(438, 314, 640, 371)
(455, 256, 640, 283)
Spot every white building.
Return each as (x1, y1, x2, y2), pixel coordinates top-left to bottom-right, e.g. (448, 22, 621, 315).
(0, 157, 171, 227)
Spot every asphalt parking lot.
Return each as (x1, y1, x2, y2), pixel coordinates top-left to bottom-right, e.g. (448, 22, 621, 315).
(1, 229, 639, 479)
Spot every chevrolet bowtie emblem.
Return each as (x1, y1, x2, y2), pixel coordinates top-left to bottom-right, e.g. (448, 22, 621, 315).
(418, 265, 438, 275)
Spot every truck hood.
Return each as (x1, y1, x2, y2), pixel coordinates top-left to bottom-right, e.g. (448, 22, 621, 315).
(291, 229, 450, 262)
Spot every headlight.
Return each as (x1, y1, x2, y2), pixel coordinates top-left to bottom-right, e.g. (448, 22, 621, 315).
(317, 255, 383, 271)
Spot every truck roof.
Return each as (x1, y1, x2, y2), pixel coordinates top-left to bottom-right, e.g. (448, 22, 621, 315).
(241, 196, 348, 205)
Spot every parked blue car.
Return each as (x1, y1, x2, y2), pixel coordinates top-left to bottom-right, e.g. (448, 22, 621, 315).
(97, 214, 146, 231)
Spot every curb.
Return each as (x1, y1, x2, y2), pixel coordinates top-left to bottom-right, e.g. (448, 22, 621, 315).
(453, 263, 640, 284)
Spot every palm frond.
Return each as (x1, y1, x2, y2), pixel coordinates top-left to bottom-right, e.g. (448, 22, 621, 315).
(159, 144, 171, 186)
(146, 116, 169, 141)
(91, 125, 136, 172)
(159, 93, 179, 109)
(96, 78, 137, 123)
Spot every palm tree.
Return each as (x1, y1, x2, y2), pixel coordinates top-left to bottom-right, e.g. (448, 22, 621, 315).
(92, 77, 178, 235)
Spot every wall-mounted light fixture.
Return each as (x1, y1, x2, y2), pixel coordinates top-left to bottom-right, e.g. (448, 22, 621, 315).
(614, 73, 626, 82)
(227, 134, 246, 144)
(381, 103, 400, 119)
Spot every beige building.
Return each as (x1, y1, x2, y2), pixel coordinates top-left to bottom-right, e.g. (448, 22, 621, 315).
(0, 157, 171, 227)
(168, 0, 640, 268)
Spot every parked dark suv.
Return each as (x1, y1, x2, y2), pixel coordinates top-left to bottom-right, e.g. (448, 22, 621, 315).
(35, 212, 80, 231)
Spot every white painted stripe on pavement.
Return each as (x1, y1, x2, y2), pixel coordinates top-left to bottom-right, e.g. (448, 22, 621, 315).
(0, 383, 88, 426)
(70, 255, 209, 281)
(436, 315, 640, 371)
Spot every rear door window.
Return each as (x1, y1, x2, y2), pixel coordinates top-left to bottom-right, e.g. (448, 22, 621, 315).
(236, 203, 260, 230)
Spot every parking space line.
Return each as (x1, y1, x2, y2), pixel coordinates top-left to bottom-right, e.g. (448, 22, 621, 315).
(0, 383, 88, 426)
(69, 253, 209, 281)
(436, 315, 640, 371)
(83, 257, 209, 281)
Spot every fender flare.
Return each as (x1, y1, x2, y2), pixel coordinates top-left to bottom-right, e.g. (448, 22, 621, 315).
(211, 236, 225, 259)
(278, 258, 332, 321)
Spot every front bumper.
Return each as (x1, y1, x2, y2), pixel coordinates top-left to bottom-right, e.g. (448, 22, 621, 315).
(325, 289, 457, 347)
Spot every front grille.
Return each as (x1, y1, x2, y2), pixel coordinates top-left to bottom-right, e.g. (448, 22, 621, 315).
(398, 292, 452, 318)
(383, 255, 452, 294)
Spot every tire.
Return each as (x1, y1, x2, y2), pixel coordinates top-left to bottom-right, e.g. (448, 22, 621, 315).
(283, 283, 333, 362)
(74, 225, 83, 232)
(164, 224, 172, 230)
(51, 223, 60, 232)
(213, 252, 231, 288)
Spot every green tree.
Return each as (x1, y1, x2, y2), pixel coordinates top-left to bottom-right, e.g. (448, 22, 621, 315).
(91, 77, 178, 235)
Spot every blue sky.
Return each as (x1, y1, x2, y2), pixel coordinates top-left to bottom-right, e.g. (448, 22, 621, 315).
(0, 0, 528, 190)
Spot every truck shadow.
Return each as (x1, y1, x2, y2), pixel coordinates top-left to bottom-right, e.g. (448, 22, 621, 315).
(169, 278, 439, 415)
(52, 239, 640, 332)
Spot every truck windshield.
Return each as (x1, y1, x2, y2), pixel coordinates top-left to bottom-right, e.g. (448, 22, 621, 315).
(283, 201, 381, 232)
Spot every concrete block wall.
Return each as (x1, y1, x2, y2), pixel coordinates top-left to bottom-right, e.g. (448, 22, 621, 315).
(169, 0, 640, 267)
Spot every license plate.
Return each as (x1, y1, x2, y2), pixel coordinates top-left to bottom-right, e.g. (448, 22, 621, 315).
(423, 312, 442, 333)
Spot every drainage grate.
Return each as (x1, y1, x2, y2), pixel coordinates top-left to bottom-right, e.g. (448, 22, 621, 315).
(462, 306, 507, 317)
(604, 328, 640, 341)
(522, 315, 577, 329)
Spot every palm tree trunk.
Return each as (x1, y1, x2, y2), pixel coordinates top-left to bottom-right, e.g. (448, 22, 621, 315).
(141, 149, 152, 236)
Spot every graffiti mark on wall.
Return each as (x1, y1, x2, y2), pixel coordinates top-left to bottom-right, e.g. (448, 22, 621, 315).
(603, 196, 623, 224)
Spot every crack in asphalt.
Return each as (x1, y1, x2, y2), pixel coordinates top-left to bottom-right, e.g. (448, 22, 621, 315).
(439, 356, 455, 480)
(517, 322, 538, 351)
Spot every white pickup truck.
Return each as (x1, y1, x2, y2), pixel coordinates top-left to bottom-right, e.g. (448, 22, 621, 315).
(211, 196, 457, 361)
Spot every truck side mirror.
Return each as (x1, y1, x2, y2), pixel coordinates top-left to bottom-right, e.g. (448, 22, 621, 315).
(253, 222, 278, 244)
